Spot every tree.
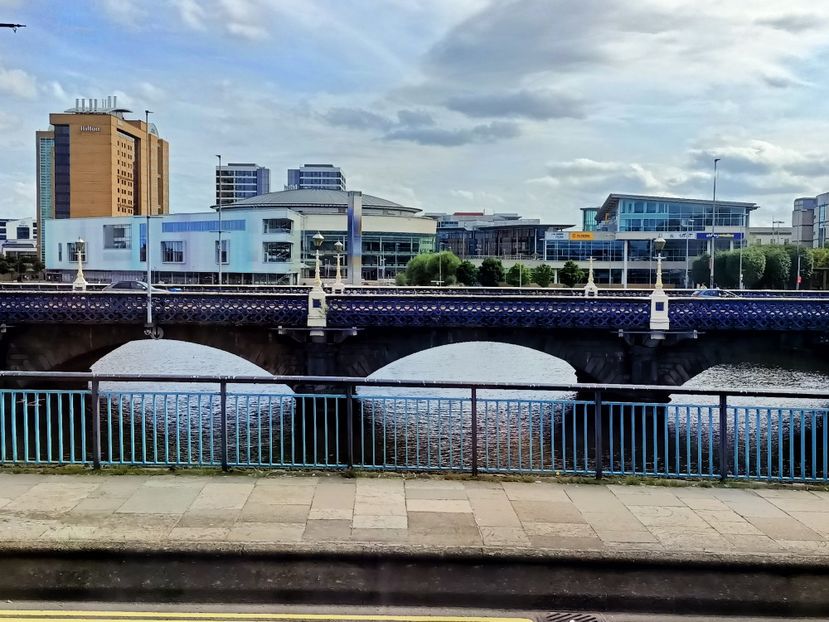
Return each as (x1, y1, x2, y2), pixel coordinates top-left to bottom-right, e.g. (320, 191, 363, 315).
(478, 258, 504, 286)
(531, 264, 555, 288)
(404, 254, 432, 286)
(690, 254, 710, 288)
(811, 247, 829, 289)
(455, 260, 478, 286)
(738, 246, 766, 289)
(403, 251, 460, 286)
(786, 245, 813, 289)
(758, 246, 791, 290)
(505, 263, 532, 287)
(558, 260, 584, 287)
(0, 258, 9, 275)
(394, 272, 408, 286)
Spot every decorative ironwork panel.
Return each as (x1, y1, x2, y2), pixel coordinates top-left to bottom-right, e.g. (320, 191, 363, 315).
(670, 298, 829, 331)
(0, 292, 308, 326)
(327, 295, 650, 329)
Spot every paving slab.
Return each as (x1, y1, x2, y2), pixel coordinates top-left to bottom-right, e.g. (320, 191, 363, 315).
(0, 472, 828, 570)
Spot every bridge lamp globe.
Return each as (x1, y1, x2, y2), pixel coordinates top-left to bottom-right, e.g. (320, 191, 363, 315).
(653, 237, 666, 290)
(312, 232, 325, 286)
(333, 240, 344, 286)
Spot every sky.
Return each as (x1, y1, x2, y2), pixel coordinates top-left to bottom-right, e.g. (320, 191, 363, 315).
(1, 0, 829, 226)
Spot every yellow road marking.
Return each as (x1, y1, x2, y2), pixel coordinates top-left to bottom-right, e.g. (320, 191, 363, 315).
(0, 612, 533, 622)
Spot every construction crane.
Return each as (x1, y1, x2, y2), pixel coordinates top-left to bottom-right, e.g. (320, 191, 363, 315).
(0, 23, 25, 32)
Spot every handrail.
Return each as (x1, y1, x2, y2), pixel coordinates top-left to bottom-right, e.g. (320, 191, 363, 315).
(1, 370, 827, 400)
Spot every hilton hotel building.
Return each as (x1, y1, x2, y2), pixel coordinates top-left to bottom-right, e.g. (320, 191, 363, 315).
(36, 96, 169, 261)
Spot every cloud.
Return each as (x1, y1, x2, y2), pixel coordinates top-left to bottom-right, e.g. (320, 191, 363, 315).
(0, 66, 36, 99)
(397, 109, 434, 127)
(172, 0, 207, 30)
(385, 121, 520, 146)
(445, 89, 585, 120)
(756, 13, 823, 32)
(450, 189, 505, 203)
(226, 22, 268, 41)
(97, 0, 145, 25)
(324, 107, 394, 131)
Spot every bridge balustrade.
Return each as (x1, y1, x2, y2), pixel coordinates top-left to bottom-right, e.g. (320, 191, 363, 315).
(1, 372, 827, 484)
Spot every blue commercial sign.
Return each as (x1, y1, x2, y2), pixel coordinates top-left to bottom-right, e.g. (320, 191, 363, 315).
(696, 232, 744, 240)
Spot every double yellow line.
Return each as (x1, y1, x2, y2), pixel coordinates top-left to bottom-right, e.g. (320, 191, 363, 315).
(0, 612, 534, 622)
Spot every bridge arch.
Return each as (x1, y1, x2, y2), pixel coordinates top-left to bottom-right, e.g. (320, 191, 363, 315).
(364, 341, 578, 387)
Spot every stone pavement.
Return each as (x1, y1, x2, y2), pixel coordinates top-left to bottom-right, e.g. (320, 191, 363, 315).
(2, 472, 829, 561)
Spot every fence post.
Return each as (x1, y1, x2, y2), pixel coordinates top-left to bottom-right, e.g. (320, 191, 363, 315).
(471, 387, 478, 476)
(220, 380, 228, 472)
(594, 389, 603, 479)
(345, 384, 354, 469)
(91, 379, 101, 470)
(718, 394, 729, 481)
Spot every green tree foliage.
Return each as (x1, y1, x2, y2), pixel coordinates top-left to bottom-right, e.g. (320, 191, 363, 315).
(558, 260, 585, 287)
(812, 247, 829, 289)
(455, 260, 478, 286)
(691, 253, 711, 288)
(531, 264, 555, 288)
(404, 254, 432, 286)
(478, 258, 504, 286)
(738, 247, 766, 289)
(757, 246, 792, 290)
(505, 263, 532, 287)
(394, 272, 408, 286)
(403, 251, 460, 286)
(786, 245, 813, 289)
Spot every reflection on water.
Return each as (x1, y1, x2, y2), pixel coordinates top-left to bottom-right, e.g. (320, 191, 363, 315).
(91, 340, 292, 395)
(672, 363, 829, 409)
(362, 342, 578, 400)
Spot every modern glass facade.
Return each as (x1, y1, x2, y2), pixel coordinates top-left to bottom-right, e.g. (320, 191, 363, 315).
(53, 125, 70, 219)
(36, 133, 54, 262)
(216, 164, 270, 203)
(300, 230, 434, 281)
(608, 197, 749, 232)
(581, 207, 598, 232)
(817, 192, 829, 248)
(286, 164, 346, 191)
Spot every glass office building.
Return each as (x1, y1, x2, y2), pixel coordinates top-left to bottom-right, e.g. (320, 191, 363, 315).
(216, 163, 270, 204)
(542, 194, 758, 287)
(816, 192, 829, 248)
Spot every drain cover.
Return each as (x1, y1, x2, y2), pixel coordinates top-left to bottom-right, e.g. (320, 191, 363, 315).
(542, 614, 606, 622)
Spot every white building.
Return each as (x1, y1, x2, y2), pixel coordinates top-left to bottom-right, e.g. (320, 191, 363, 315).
(45, 189, 435, 284)
(0, 217, 38, 258)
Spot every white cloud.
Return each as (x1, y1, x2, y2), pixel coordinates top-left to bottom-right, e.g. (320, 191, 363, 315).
(96, 0, 145, 25)
(172, 0, 207, 30)
(0, 66, 36, 99)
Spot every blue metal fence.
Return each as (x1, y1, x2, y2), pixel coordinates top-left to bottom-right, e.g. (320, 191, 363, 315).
(1, 373, 828, 483)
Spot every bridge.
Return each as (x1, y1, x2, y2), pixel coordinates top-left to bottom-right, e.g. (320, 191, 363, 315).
(0, 286, 827, 387)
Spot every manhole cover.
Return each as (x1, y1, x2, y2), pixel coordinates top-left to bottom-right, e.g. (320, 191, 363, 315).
(542, 613, 606, 622)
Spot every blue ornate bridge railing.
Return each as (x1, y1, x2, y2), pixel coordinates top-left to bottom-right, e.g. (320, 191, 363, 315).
(327, 295, 651, 329)
(0, 372, 827, 483)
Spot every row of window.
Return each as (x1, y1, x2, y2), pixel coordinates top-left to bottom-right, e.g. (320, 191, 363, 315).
(59, 240, 294, 265)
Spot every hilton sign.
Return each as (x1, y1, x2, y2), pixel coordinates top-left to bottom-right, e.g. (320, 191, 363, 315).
(79, 125, 101, 133)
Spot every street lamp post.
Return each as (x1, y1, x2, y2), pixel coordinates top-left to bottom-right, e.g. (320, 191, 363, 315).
(72, 238, 87, 291)
(216, 154, 223, 286)
(683, 218, 692, 288)
(312, 232, 324, 288)
(653, 237, 666, 290)
(710, 157, 720, 289)
(144, 110, 153, 325)
(333, 240, 345, 293)
(772, 220, 784, 245)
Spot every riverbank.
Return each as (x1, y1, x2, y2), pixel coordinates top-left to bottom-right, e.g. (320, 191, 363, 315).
(1, 472, 829, 615)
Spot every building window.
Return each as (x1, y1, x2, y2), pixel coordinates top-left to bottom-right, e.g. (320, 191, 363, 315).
(263, 218, 292, 234)
(66, 242, 86, 262)
(16, 226, 30, 240)
(58, 243, 62, 262)
(215, 239, 228, 264)
(263, 242, 292, 263)
(103, 224, 132, 249)
(161, 240, 184, 263)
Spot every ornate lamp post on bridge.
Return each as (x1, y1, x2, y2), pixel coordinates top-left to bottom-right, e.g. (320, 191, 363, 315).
(650, 236, 669, 330)
(332, 240, 345, 293)
(307, 232, 327, 332)
(583, 256, 598, 297)
(312, 231, 324, 289)
(71, 238, 87, 292)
